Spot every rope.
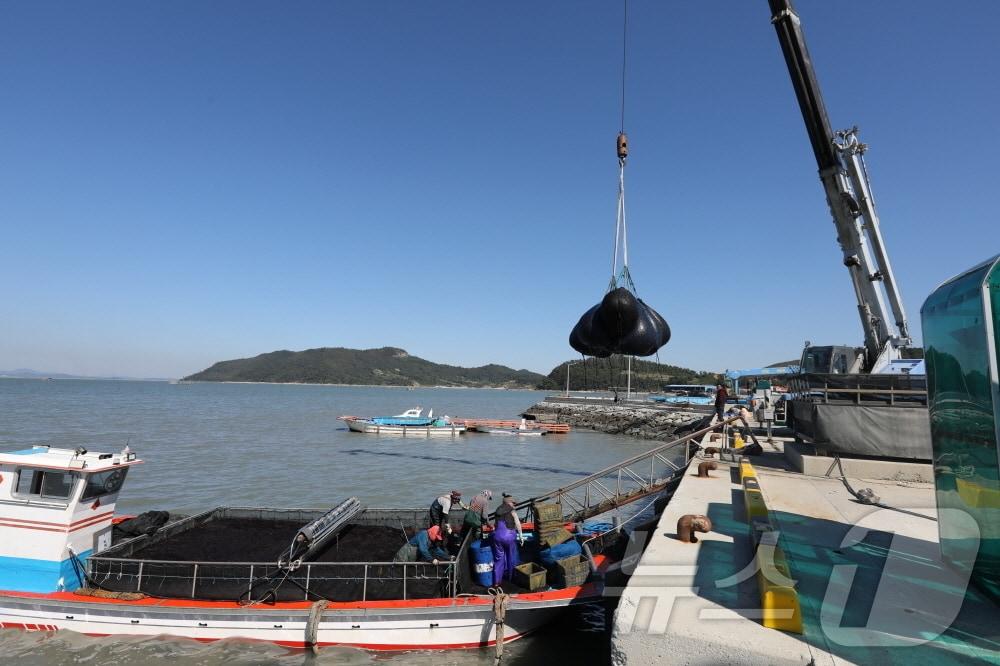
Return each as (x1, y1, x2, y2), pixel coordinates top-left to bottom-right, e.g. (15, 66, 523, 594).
(306, 599, 329, 655)
(827, 455, 936, 522)
(490, 587, 510, 664)
(620, 0, 628, 133)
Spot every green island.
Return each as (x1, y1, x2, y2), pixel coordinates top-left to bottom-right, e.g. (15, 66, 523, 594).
(184, 347, 721, 391)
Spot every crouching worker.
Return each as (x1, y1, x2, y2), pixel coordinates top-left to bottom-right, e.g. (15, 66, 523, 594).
(462, 489, 493, 537)
(394, 524, 452, 565)
(429, 490, 465, 530)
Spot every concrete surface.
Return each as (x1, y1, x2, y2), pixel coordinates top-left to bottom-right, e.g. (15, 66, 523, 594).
(784, 440, 934, 483)
(609, 451, 1000, 665)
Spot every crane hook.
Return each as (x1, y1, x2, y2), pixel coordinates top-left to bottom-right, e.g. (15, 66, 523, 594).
(617, 132, 628, 165)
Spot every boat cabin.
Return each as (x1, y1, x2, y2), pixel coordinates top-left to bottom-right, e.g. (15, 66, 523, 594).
(0, 445, 141, 593)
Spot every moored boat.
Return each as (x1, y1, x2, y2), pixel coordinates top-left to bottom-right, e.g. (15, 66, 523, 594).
(338, 407, 466, 436)
(0, 445, 621, 650)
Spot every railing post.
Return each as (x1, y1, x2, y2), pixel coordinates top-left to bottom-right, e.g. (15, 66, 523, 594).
(402, 564, 407, 600)
(136, 561, 143, 593)
(191, 564, 198, 598)
(363, 564, 369, 601)
(248, 564, 254, 598)
(305, 564, 311, 600)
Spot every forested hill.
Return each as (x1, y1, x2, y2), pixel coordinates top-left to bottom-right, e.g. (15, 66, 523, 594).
(541, 356, 723, 392)
(183, 347, 548, 388)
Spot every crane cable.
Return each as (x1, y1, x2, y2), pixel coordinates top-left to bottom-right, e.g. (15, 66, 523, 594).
(611, 0, 633, 292)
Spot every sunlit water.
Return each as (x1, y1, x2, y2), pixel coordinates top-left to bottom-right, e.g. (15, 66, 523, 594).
(0, 379, 664, 665)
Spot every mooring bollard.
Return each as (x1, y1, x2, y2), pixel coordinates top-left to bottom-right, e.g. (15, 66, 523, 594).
(677, 514, 713, 543)
(697, 461, 718, 477)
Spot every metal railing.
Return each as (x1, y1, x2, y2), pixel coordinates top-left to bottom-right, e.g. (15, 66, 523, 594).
(87, 556, 458, 602)
(513, 414, 754, 522)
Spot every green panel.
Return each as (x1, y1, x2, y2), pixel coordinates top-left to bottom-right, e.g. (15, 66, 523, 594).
(921, 256, 1000, 601)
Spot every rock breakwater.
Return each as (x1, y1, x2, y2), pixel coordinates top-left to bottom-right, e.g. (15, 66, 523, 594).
(525, 398, 707, 440)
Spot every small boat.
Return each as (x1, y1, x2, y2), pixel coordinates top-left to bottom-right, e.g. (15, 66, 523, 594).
(472, 419, 548, 437)
(0, 445, 623, 651)
(338, 409, 466, 436)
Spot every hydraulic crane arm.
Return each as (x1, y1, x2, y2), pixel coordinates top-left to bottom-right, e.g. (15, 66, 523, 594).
(768, 0, 911, 371)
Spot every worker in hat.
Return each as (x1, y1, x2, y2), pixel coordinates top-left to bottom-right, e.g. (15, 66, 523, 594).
(491, 492, 524, 585)
(393, 524, 452, 564)
(462, 489, 493, 536)
(429, 490, 466, 531)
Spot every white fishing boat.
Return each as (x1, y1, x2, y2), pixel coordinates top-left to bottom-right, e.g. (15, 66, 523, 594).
(0, 445, 621, 651)
(472, 419, 546, 436)
(338, 408, 466, 436)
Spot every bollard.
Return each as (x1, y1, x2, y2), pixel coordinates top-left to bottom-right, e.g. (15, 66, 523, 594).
(697, 461, 718, 477)
(677, 514, 713, 543)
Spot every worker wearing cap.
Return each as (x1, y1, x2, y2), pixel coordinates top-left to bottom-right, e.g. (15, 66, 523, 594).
(491, 493, 524, 585)
(429, 490, 466, 530)
(462, 489, 493, 536)
(393, 524, 451, 564)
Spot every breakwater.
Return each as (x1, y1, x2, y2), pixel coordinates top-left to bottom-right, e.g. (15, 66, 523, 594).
(525, 397, 707, 440)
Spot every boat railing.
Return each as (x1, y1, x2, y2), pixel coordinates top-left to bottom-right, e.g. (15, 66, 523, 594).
(86, 555, 459, 603)
(508, 413, 757, 523)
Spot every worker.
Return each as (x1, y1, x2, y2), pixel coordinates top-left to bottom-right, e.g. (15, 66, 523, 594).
(712, 384, 729, 425)
(393, 524, 452, 564)
(429, 490, 465, 530)
(462, 489, 493, 535)
(491, 493, 524, 585)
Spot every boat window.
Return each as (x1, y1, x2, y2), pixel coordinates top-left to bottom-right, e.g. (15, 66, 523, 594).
(81, 468, 129, 500)
(15, 468, 77, 501)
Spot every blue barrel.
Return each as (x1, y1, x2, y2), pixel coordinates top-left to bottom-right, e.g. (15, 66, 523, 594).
(470, 537, 494, 587)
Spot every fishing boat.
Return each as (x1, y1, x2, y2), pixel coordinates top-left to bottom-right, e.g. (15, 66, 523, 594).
(338, 409, 466, 436)
(472, 420, 546, 437)
(0, 445, 623, 650)
(472, 426, 545, 437)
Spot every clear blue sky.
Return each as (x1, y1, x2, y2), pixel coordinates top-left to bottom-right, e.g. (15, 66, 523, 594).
(1, 1, 997, 378)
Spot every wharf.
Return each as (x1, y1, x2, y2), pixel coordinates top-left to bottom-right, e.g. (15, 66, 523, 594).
(610, 444, 1000, 665)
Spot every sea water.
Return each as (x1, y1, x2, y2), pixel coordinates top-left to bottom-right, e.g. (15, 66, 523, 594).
(0, 379, 669, 665)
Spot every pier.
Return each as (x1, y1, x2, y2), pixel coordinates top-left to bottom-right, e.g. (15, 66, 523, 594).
(609, 436, 1000, 664)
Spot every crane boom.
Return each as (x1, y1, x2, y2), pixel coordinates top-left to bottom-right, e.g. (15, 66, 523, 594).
(768, 0, 911, 372)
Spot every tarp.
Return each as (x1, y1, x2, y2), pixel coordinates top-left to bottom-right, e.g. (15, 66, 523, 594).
(788, 400, 932, 460)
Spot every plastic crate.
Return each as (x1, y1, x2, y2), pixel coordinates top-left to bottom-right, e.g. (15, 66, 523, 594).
(533, 502, 563, 524)
(540, 527, 574, 548)
(555, 554, 590, 588)
(513, 562, 547, 591)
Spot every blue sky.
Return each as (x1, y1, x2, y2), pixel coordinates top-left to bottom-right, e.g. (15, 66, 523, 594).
(1, 1, 997, 378)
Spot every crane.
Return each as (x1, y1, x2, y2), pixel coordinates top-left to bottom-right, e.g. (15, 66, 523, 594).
(768, 0, 915, 374)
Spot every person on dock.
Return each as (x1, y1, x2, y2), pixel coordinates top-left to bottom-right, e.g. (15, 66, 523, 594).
(429, 490, 465, 530)
(491, 493, 524, 585)
(712, 383, 729, 425)
(393, 524, 451, 564)
(462, 489, 493, 536)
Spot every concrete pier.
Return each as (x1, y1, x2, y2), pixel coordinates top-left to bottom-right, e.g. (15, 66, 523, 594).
(609, 447, 999, 664)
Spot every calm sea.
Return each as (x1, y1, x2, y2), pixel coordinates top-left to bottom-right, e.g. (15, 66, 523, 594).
(0, 379, 664, 665)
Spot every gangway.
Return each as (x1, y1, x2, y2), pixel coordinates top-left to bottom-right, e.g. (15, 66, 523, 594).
(512, 414, 758, 523)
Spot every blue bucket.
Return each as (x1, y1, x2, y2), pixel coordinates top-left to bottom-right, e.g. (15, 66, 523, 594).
(470, 537, 494, 587)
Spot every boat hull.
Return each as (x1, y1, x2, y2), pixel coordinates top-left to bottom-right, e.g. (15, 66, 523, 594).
(344, 419, 466, 437)
(0, 589, 582, 650)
